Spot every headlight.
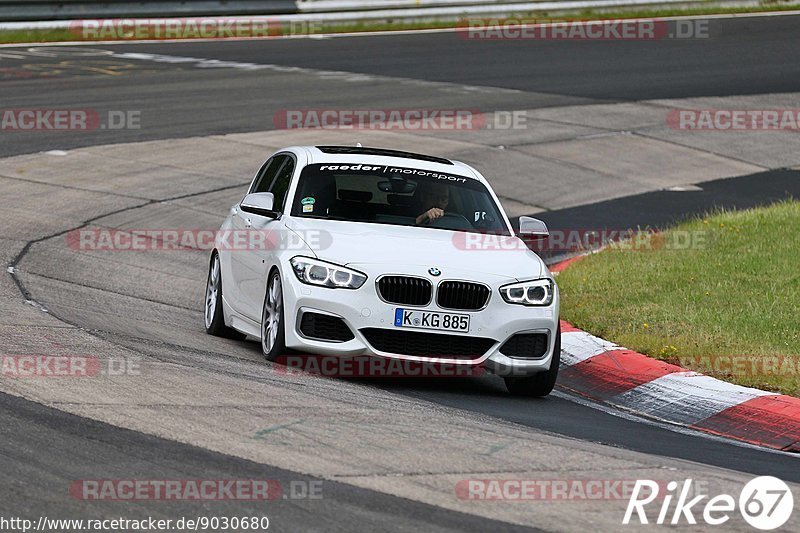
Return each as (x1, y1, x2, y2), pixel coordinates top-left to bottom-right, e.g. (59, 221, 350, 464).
(499, 278, 554, 306)
(290, 257, 367, 289)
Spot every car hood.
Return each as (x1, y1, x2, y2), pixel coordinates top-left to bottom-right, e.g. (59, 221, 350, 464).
(285, 217, 545, 281)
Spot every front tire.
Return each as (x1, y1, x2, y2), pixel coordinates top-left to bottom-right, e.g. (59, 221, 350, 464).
(204, 253, 245, 340)
(261, 270, 287, 362)
(504, 327, 561, 397)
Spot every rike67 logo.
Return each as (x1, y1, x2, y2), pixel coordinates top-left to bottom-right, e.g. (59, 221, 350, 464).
(624, 477, 794, 530)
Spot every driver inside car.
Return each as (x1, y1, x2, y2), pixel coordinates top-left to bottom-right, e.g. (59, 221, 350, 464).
(414, 182, 450, 225)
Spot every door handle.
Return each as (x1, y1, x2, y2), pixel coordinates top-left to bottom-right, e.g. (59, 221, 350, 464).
(244, 218, 252, 228)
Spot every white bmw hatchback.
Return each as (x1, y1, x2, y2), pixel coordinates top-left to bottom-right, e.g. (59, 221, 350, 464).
(205, 146, 561, 396)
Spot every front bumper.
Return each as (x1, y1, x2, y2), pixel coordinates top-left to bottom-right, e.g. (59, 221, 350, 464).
(281, 263, 559, 377)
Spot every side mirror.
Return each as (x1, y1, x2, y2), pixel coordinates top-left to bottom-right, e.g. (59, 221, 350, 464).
(240, 192, 279, 219)
(518, 216, 549, 239)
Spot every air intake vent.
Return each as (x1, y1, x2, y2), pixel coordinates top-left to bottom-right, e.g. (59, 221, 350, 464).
(377, 276, 432, 306)
(436, 281, 490, 310)
(499, 333, 549, 359)
(299, 312, 354, 342)
(361, 328, 495, 360)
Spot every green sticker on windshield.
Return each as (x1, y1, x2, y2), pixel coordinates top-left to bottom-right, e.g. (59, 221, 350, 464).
(301, 197, 316, 205)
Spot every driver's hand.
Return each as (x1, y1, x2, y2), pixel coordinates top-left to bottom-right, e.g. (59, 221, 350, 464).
(417, 208, 444, 225)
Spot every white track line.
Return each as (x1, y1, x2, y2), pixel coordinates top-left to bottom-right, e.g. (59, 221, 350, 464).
(1, 10, 800, 47)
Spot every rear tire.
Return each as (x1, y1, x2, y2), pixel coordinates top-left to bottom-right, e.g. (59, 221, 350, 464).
(261, 270, 287, 362)
(504, 327, 561, 397)
(204, 253, 246, 340)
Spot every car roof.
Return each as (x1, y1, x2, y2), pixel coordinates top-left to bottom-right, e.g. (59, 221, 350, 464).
(295, 145, 483, 182)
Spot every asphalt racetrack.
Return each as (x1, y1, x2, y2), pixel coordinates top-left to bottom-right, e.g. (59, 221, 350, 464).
(1, 13, 799, 531)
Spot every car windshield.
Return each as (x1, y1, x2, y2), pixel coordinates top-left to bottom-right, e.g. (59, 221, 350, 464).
(290, 163, 510, 235)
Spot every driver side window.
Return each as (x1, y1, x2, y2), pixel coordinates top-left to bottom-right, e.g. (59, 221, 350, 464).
(270, 157, 295, 213)
(251, 155, 288, 194)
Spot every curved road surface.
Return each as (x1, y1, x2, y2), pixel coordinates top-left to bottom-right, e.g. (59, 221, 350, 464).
(1, 13, 799, 531)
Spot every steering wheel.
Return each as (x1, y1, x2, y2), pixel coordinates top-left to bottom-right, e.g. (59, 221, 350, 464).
(425, 212, 473, 230)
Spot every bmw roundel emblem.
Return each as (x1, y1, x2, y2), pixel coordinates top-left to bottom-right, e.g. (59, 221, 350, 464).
(428, 267, 441, 276)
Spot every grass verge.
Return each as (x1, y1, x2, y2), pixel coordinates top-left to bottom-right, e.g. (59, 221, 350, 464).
(2, 4, 800, 44)
(556, 200, 800, 396)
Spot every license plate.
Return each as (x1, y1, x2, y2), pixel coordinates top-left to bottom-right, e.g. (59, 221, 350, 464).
(393, 308, 470, 332)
